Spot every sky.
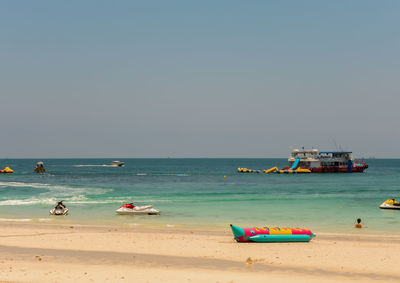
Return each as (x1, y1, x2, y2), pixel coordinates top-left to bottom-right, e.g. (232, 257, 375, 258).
(1, 0, 399, 158)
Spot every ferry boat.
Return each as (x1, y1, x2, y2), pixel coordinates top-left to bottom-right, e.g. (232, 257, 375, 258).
(283, 148, 368, 173)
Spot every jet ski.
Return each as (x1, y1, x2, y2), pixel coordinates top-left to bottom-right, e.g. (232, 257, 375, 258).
(50, 201, 69, 215)
(379, 199, 400, 210)
(34, 161, 46, 173)
(115, 203, 160, 215)
(50, 207, 69, 215)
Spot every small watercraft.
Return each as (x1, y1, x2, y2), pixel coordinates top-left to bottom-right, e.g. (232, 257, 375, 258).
(50, 201, 68, 215)
(34, 161, 46, 173)
(379, 199, 400, 210)
(243, 149, 368, 174)
(50, 207, 69, 215)
(0, 166, 14, 174)
(109, 161, 125, 167)
(115, 203, 160, 215)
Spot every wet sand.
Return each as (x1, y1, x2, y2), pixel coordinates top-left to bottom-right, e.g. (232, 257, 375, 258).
(1, 222, 399, 282)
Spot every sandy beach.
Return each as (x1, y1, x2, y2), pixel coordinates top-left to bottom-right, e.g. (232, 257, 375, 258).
(1, 222, 399, 282)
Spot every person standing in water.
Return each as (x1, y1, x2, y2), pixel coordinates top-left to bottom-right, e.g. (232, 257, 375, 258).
(355, 218, 363, 228)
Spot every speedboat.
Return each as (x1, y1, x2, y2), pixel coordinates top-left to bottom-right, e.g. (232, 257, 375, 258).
(379, 199, 400, 210)
(50, 206, 69, 215)
(109, 161, 125, 167)
(115, 203, 160, 215)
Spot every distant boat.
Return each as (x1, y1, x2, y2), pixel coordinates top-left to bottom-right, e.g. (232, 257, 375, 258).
(109, 161, 125, 167)
(34, 161, 46, 173)
(284, 148, 368, 173)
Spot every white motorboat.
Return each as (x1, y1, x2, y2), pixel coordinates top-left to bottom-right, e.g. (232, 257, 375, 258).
(109, 161, 125, 167)
(115, 203, 160, 215)
(379, 199, 400, 210)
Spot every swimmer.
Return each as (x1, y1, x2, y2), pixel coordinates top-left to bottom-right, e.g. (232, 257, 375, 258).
(354, 218, 364, 228)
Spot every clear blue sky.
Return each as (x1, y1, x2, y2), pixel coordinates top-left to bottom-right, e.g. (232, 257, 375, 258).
(1, 1, 399, 158)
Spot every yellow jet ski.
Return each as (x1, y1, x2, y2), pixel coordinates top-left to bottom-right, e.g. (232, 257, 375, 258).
(34, 161, 46, 173)
(379, 199, 400, 210)
(0, 167, 14, 173)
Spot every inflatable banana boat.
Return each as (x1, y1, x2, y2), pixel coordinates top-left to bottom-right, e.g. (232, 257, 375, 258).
(230, 224, 315, 242)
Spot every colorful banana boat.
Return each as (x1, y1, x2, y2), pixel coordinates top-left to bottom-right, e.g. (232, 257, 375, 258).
(230, 224, 315, 242)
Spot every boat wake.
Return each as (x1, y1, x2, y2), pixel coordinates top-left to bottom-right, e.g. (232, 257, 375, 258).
(73, 165, 108, 167)
(0, 181, 110, 195)
(0, 196, 129, 206)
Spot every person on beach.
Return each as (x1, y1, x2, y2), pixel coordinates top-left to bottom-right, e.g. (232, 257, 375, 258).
(354, 218, 363, 228)
(56, 201, 66, 210)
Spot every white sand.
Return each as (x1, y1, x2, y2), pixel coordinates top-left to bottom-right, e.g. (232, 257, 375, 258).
(1, 222, 399, 282)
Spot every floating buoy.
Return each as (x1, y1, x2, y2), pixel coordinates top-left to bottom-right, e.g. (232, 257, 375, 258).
(264, 167, 278, 173)
(238, 168, 261, 173)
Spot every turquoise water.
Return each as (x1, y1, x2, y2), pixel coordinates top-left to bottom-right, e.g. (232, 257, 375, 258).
(0, 158, 400, 233)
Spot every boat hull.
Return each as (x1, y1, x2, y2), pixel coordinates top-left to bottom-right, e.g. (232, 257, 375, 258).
(379, 205, 400, 210)
(310, 165, 368, 173)
(249, 234, 313, 242)
(379, 201, 400, 210)
(50, 207, 69, 215)
(115, 206, 160, 215)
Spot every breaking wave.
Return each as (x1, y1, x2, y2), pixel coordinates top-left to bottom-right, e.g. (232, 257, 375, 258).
(0, 181, 111, 196)
(73, 165, 107, 167)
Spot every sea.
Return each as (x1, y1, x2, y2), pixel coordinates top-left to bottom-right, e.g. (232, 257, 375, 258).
(0, 158, 399, 234)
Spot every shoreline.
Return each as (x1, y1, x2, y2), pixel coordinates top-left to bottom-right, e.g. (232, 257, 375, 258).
(1, 221, 400, 282)
(3, 219, 400, 242)
(1, 216, 400, 237)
